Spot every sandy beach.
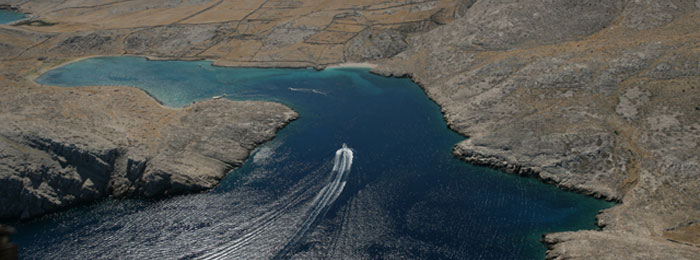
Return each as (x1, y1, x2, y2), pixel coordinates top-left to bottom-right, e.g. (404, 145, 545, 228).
(325, 62, 377, 69)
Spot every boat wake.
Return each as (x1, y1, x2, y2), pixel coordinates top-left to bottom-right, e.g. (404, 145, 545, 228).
(272, 143, 353, 259)
(196, 144, 353, 260)
(288, 87, 327, 95)
(194, 198, 301, 260)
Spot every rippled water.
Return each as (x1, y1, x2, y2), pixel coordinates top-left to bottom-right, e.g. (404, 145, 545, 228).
(0, 9, 25, 24)
(17, 56, 612, 259)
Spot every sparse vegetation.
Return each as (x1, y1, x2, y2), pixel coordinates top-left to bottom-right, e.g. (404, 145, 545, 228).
(13, 19, 56, 27)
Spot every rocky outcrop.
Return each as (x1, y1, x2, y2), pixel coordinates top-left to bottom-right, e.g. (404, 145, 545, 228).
(124, 24, 221, 57)
(543, 231, 700, 260)
(375, 0, 700, 258)
(440, 0, 622, 51)
(0, 84, 297, 219)
(51, 31, 117, 55)
(344, 29, 409, 62)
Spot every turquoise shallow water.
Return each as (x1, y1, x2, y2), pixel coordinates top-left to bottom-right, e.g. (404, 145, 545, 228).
(0, 9, 25, 24)
(17, 56, 613, 259)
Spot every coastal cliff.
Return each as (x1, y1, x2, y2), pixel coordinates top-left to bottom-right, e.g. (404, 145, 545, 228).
(374, 0, 700, 258)
(0, 82, 297, 219)
(0, 0, 698, 258)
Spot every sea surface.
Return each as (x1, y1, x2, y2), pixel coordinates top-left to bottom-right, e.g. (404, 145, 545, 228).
(17, 56, 613, 259)
(0, 9, 25, 24)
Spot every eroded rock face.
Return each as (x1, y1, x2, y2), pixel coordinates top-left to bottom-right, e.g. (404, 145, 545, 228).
(622, 0, 687, 30)
(52, 32, 115, 54)
(543, 231, 700, 260)
(344, 29, 408, 62)
(124, 24, 220, 57)
(442, 0, 622, 51)
(0, 85, 297, 219)
(376, 0, 700, 258)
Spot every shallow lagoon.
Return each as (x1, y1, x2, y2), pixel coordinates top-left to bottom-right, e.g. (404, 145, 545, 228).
(18, 56, 612, 259)
(0, 9, 25, 24)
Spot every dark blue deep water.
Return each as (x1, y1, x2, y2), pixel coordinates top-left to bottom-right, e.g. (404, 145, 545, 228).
(18, 56, 612, 259)
(0, 9, 25, 24)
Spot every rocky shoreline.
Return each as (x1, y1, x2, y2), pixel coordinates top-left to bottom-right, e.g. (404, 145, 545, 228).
(371, 0, 700, 258)
(1, 0, 698, 258)
(452, 143, 616, 200)
(371, 68, 623, 201)
(0, 81, 298, 219)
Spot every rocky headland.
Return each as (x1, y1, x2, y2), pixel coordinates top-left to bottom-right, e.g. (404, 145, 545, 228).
(0, 0, 698, 259)
(0, 81, 297, 219)
(373, 0, 700, 258)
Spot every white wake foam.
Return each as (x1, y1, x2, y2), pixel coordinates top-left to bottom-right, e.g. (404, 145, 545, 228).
(272, 144, 353, 259)
(198, 144, 354, 260)
(288, 87, 328, 95)
(304, 143, 353, 232)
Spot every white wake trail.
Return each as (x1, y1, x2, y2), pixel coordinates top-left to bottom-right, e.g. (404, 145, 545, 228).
(272, 144, 353, 259)
(199, 144, 354, 260)
(288, 87, 328, 95)
(197, 199, 299, 260)
(301, 144, 352, 235)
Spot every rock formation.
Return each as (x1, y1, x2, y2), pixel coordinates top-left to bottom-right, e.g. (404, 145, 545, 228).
(0, 82, 297, 219)
(374, 0, 700, 258)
